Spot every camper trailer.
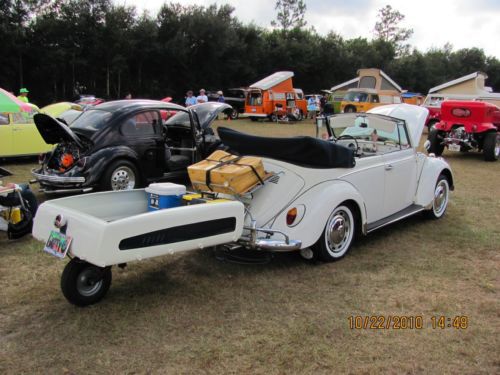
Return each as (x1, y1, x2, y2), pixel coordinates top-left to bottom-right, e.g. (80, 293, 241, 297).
(244, 71, 307, 121)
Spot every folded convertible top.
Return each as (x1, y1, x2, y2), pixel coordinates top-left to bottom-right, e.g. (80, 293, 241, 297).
(217, 127, 355, 169)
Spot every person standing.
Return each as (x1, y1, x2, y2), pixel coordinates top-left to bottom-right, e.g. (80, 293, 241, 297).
(17, 88, 29, 103)
(217, 90, 225, 103)
(185, 90, 197, 107)
(196, 89, 208, 104)
(319, 94, 327, 115)
(307, 96, 318, 119)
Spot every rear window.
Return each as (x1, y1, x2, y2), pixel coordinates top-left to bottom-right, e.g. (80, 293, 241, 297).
(71, 109, 112, 131)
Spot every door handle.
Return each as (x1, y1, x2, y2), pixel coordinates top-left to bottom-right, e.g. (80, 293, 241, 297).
(385, 164, 393, 171)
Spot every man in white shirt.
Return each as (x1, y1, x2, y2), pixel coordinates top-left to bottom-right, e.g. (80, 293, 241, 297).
(196, 89, 208, 103)
(185, 90, 197, 106)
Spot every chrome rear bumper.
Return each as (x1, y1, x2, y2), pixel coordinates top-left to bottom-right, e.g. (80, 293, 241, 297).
(31, 169, 86, 184)
(239, 221, 302, 252)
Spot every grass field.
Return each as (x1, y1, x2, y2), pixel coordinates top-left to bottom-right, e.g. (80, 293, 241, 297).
(0, 118, 499, 374)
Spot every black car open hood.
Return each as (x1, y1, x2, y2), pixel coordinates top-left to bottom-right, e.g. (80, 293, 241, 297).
(190, 102, 232, 129)
(34, 113, 84, 148)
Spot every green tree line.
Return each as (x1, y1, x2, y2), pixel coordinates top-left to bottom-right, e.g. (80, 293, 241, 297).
(1, 0, 499, 106)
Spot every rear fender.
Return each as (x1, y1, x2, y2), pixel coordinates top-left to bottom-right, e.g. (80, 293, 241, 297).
(85, 147, 140, 185)
(415, 157, 454, 208)
(268, 180, 367, 249)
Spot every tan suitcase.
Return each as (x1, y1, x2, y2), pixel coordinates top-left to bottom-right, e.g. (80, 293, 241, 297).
(188, 150, 267, 195)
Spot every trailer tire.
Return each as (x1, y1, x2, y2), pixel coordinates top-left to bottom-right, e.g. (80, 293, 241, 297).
(61, 259, 112, 307)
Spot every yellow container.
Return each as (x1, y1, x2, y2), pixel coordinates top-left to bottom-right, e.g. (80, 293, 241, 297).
(1, 207, 22, 224)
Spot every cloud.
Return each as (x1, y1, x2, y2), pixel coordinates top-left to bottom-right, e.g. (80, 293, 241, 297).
(124, 0, 500, 57)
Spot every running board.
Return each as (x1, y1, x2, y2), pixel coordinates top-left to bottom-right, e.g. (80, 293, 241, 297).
(366, 204, 425, 233)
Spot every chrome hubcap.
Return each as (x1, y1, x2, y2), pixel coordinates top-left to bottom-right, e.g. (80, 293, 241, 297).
(111, 166, 135, 191)
(326, 210, 351, 253)
(433, 180, 449, 216)
(76, 268, 103, 297)
(495, 136, 500, 157)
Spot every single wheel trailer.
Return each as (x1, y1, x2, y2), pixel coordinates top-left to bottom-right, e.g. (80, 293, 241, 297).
(32, 187, 300, 306)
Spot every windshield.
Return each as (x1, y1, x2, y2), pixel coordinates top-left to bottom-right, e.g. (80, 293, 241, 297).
(344, 92, 369, 103)
(328, 113, 410, 148)
(70, 109, 113, 131)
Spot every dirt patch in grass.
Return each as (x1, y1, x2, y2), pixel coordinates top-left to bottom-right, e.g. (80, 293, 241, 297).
(0, 118, 499, 374)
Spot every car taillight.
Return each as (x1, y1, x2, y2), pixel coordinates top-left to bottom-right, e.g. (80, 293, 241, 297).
(286, 208, 298, 226)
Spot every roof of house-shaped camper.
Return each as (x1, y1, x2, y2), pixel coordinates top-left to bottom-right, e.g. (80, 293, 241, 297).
(249, 71, 294, 90)
(329, 69, 403, 94)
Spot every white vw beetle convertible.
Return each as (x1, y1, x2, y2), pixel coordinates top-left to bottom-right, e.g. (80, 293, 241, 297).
(33, 104, 453, 306)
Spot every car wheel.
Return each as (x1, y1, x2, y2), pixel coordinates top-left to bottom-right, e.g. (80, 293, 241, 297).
(312, 204, 356, 261)
(482, 132, 499, 161)
(424, 174, 450, 219)
(427, 119, 438, 131)
(427, 129, 445, 156)
(229, 109, 239, 120)
(101, 160, 139, 191)
(345, 106, 356, 113)
(61, 258, 112, 307)
(270, 114, 278, 122)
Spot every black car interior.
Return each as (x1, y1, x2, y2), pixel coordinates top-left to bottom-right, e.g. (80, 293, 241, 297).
(164, 124, 196, 171)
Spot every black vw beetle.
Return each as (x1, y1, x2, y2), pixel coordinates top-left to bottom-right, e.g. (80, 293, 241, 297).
(32, 100, 230, 193)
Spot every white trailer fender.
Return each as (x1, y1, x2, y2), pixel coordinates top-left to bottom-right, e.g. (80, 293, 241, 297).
(268, 180, 367, 249)
(414, 157, 454, 208)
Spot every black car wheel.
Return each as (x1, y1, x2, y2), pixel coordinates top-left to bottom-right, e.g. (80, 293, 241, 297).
(61, 258, 112, 307)
(427, 129, 445, 156)
(483, 132, 499, 161)
(101, 160, 139, 191)
(229, 109, 239, 120)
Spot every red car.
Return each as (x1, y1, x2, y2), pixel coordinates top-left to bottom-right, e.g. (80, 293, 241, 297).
(427, 101, 500, 161)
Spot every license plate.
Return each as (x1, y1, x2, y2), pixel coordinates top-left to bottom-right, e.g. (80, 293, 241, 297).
(44, 230, 72, 259)
(448, 144, 460, 152)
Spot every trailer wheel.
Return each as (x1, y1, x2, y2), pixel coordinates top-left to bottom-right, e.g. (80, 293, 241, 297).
(61, 259, 112, 307)
(483, 132, 499, 161)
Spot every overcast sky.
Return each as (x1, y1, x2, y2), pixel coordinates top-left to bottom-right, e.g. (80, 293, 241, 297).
(123, 0, 500, 58)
